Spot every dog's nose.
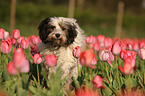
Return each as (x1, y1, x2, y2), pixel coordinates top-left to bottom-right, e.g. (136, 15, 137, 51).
(55, 33, 60, 38)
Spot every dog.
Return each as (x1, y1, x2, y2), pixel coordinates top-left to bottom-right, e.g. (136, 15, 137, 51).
(38, 17, 85, 89)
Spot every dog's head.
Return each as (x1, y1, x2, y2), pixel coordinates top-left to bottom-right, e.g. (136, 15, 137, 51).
(38, 17, 78, 48)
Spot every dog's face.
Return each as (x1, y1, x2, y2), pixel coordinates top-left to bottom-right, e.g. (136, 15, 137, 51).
(38, 17, 78, 48)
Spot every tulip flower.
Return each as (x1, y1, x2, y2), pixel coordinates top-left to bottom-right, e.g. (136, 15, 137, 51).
(96, 35, 105, 43)
(0, 40, 11, 54)
(13, 48, 27, 68)
(111, 40, 121, 55)
(19, 60, 30, 73)
(86, 35, 97, 44)
(72, 46, 82, 58)
(139, 40, 145, 49)
(4, 31, 9, 39)
(79, 49, 97, 66)
(12, 29, 20, 39)
(0, 28, 4, 40)
(104, 37, 112, 47)
(20, 39, 29, 49)
(7, 62, 18, 75)
(17, 36, 24, 44)
(89, 42, 100, 52)
(118, 62, 136, 75)
(31, 35, 41, 45)
(99, 49, 114, 66)
(93, 75, 105, 89)
(45, 54, 57, 67)
(32, 54, 43, 64)
(138, 48, 145, 60)
(75, 88, 98, 96)
(30, 45, 40, 56)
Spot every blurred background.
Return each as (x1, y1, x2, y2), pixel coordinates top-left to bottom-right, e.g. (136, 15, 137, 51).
(0, 0, 145, 39)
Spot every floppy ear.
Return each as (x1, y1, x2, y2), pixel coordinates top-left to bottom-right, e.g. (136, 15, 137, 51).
(38, 17, 51, 44)
(66, 24, 78, 45)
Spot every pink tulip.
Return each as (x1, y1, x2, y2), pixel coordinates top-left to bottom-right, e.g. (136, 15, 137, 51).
(124, 56, 136, 67)
(138, 48, 145, 60)
(17, 36, 24, 44)
(139, 39, 145, 49)
(72, 46, 82, 58)
(12, 29, 20, 39)
(79, 49, 97, 66)
(20, 39, 29, 49)
(13, 48, 27, 68)
(99, 49, 114, 66)
(104, 37, 112, 47)
(30, 45, 40, 56)
(96, 35, 105, 43)
(89, 42, 100, 52)
(0, 40, 11, 54)
(45, 54, 57, 67)
(19, 60, 30, 73)
(86, 35, 96, 44)
(7, 62, 18, 75)
(32, 54, 43, 64)
(111, 40, 121, 55)
(93, 75, 105, 89)
(118, 62, 136, 75)
(75, 88, 98, 96)
(31, 36, 41, 45)
(4, 31, 9, 39)
(0, 28, 4, 40)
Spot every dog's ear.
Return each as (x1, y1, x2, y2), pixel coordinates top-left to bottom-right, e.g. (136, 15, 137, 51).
(38, 17, 51, 44)
(66, 23, 78, 45)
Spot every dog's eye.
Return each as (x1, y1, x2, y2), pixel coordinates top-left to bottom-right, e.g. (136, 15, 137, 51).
(48, 26, 55, 31)
(62, 27, 66, 31)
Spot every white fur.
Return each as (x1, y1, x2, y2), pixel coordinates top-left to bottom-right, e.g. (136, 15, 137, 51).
(38, 17, 85, 83)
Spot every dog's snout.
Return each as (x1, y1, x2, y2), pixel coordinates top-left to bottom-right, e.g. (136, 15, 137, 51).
(55, 33, 60, 38)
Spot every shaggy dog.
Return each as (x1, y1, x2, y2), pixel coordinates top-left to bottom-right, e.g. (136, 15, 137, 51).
(38, 17, 85, 89)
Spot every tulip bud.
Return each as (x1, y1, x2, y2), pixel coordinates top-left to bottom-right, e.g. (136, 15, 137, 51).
(0, 40, 11, 54)
(12, 29, 20, 39)
(138, 48, 145, 60)
(7, 62, 18, 75)
(72, 46, 81, 58)
(20, 39, 29, 49)
(45, 54, 57, 67)
(32, 54, 43, 64)
(0, 28, 5, 40)
(93, 75, 105, 89)
(111, 40, 121, 55)
(4, 31, 9, 39)
(96, 35, 105, 43)
(86, 35, 96, 44)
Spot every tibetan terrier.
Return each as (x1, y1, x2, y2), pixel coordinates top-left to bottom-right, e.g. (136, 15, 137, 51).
(38, 17, 85, 89)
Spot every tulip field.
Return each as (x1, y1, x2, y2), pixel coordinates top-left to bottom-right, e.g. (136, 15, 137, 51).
(0, 28, 145, 96)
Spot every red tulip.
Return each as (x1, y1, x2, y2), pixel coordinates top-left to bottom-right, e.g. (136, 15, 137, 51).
(72, 46, 82, 58)
(31, 36, 41, 45)
(138, 48, 145, 60)
(124, 56, 136, 67)
(0, 40, 11, 54)
(32, 54, 43, 64)
(96, 35, 105, 43)
(139, 39, 145, 49)
(79, 49, 96, 66)
(93, 75, 105, 89)
(30, 45, 40, 56)
(45, 54, 57, 67)
(7, 62, 18, 75)
(118, 62, 136, 75)
(20, 39, 29, 49)
(86, 35, 97, 44)
(111, 40, 121, 55)
(0, 28, 4, 40)
(89, 42, 100, 52)
(12, 29, 20, 39)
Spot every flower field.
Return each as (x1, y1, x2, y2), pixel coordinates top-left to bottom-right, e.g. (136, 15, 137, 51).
(0, 28, 145, 96)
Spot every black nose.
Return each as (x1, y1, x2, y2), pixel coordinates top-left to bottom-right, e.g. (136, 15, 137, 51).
(55, 33, 60, 38)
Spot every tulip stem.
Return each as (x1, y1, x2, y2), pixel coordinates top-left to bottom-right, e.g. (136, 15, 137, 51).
(77, 58, 80, 76)
(3, 54, 10, 81)
(105, 62, 112, 85)
(116, 56, 121, 89)
(36, 64, 40, 85)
